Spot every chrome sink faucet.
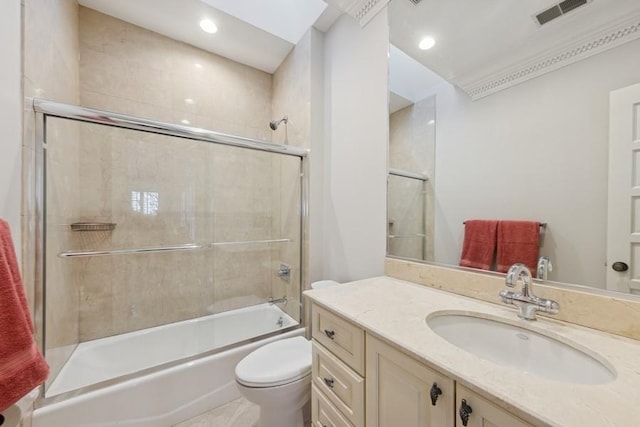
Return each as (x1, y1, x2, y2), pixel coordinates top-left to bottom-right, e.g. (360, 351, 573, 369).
(499, 263, 559, 320)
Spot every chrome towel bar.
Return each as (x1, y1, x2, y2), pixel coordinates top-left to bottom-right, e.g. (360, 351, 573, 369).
(59, 238, 293, 258)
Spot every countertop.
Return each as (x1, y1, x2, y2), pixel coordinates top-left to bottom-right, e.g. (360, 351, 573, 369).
(304, 276, 640, 427)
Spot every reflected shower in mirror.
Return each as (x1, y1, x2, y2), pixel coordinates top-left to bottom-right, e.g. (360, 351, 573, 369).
(387, 45, 444, 261)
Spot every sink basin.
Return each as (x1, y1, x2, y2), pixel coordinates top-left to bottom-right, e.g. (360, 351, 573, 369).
(426, 312, 616, 385)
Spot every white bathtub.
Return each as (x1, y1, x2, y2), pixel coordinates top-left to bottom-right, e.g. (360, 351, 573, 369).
(34, 303, 302, 427)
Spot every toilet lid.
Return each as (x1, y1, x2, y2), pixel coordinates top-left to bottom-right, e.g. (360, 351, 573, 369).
(235, 336, 311, 387)
(311, 280, 339, 289)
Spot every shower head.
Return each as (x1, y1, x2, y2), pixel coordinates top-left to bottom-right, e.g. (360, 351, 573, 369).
(269, 116, 288, 130)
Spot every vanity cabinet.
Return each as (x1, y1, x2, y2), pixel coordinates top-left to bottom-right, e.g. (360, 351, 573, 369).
(366, 335, 455, 426)
(455, 385, 533, 427)
(310, 302, 535, 427)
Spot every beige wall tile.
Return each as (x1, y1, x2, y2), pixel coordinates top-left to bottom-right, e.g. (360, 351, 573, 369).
(23, 0, 80, 389)
(28, 4, 310, 351)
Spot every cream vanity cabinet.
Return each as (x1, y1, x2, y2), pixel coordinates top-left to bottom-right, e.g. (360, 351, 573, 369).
(366, 334, 455, 426)
(310, 303, 533, 427)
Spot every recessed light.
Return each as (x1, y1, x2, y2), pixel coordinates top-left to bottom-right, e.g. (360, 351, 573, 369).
(199, 19, 218, 34)
(418, 37, 436, 50)
(181, 119, 191, 125)
(184, 98, 195, 105)
(194, 63, 203, 69)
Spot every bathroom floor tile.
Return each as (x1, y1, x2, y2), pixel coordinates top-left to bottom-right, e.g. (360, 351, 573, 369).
(173, 397, 312, 427)
(173, 397, 259, 427)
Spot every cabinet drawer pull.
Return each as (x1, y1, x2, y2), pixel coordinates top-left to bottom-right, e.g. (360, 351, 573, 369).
(459, 399, 473, 426)
(430, 382, 442, 406)
(324, 329, 335, 339)
(323, 377, 335, 388)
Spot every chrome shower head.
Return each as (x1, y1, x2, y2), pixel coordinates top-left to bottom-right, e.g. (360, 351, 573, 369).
(269, 116, 288, 130)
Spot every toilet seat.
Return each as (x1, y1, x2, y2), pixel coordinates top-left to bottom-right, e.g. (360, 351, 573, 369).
(235, 336, 312, 387)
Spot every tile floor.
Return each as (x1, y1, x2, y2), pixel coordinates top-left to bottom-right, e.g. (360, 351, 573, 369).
(174, 398, 260, 427)
(174, 397, 312, 427)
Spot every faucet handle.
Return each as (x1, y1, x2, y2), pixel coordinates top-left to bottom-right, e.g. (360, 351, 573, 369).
(536, 256, 553, 280)
(541, 298, 560, 314)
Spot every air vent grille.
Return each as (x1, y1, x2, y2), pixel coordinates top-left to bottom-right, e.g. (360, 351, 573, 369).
(536, 6, 562, 25)
(559, 0, 588, 13)
(535, 0, 590, 26)
(409, 0, 422, 4)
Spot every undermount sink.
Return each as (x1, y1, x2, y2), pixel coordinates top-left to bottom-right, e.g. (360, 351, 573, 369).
(426, 312, 616, 385)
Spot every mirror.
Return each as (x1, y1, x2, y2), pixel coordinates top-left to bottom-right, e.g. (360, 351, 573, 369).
(387, 45, 439, 261)
(387, 0, 640, 296)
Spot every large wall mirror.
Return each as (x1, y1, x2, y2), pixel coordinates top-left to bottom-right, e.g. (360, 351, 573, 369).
(387, 0, 640, 296)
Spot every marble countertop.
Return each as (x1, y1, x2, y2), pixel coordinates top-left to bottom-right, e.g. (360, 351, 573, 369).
(304, 276, 640, 427)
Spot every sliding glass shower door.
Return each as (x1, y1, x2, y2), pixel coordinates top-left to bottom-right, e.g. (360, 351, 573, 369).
(39, 104, 304, 399)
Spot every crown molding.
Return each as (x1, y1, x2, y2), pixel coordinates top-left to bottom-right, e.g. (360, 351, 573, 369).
(328, 0, 390, 27)
(457, 15, 640, 100)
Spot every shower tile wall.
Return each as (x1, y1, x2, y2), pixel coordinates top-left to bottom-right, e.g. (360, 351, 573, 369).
(23, 0, 80, 392)
(74, 7, 306, 340)
(270, 29, 315, 322)
(388, 96, 436, 261)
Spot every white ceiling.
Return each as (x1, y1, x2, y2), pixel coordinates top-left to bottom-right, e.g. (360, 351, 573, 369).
(389, 0, 640, 98)
(389, 44, 446, 112)
(78, 0, 334, 73)
(199, 0, 327, 45)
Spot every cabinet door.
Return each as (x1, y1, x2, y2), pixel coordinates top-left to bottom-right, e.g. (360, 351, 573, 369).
(456, 385, 533, 427)
(312, 342, 365, 426)
(366, 335, 455, 427)
(312, 385, 355, 427)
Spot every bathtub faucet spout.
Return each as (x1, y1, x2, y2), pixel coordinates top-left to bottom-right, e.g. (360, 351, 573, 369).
(268, 295, 288, 306)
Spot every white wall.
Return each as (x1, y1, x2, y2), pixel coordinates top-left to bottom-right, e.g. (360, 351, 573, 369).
(308, 28, 326, 285)
(0, 0, 23, 261)
(322, 11, 389, 282)
(433, 38, 640, 288)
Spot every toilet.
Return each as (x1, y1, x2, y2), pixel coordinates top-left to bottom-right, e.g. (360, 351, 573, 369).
(235, 280, 339, 427)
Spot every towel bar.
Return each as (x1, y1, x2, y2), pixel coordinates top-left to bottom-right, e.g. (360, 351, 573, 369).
(463, 221, 546, 228)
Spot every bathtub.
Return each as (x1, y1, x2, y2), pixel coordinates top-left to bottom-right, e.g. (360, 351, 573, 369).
(33, 303, 302, 427)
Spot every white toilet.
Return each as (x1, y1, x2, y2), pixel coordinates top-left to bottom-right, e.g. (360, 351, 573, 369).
(235, 280, 339, 427)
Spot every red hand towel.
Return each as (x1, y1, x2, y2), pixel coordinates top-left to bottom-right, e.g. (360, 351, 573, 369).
(0, 219, 49, 412)
(496, 220, 540, 276)
(459, 220, 498, 271)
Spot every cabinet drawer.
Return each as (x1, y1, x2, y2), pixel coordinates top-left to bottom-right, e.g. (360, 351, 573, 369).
(312, 385, 355, 427)
(311, 304, 365, 375)
(312, 341, 365, 427)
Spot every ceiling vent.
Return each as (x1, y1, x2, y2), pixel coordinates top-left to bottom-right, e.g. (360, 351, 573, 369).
(534, 0, 591, 26)
(408, 0, 423, 4)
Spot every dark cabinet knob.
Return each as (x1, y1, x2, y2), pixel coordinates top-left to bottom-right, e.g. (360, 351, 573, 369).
(459, 399, 473, 426)
(323, 377, 335, 388)
(324, 329, 335, 339)
(612, 262, 629, 272)
(430, 382, 442, 406)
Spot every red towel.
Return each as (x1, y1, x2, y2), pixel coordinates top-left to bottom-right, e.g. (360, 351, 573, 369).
(459, 220, 498, 271)
(0, 219, 49, 412)
(496, 220, 540, 276)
